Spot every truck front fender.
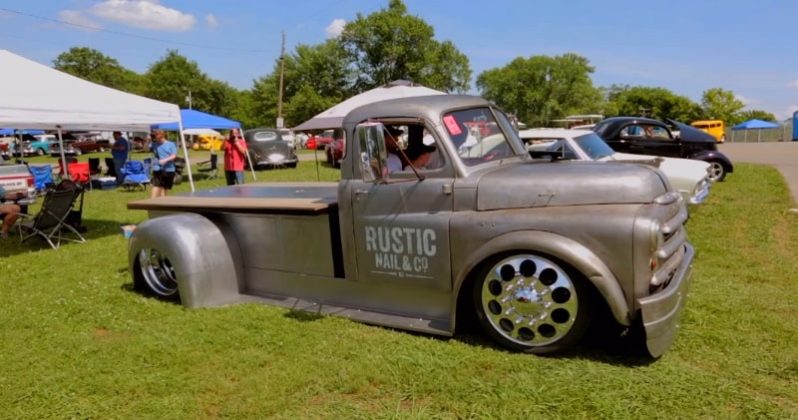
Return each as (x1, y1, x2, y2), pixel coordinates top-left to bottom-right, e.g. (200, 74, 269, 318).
(454, 230, 632, 326)
(128, 213, 242, 308)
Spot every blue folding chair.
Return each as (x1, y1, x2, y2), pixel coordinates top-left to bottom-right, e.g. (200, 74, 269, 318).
(29, 164, 54, 192)
(121, 160, 150, 191)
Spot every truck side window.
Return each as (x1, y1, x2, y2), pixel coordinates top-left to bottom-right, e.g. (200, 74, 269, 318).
(355, 122, 388, 182)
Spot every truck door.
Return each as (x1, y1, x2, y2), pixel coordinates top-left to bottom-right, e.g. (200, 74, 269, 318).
(348, 122, 454, 292)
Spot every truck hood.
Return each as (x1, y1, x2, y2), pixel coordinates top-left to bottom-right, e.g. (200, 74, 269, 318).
(476, 161, 669, 211)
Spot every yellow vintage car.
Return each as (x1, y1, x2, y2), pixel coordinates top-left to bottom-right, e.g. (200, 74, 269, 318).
(191, 134, 224, 151)
(690, 120, 725, 143)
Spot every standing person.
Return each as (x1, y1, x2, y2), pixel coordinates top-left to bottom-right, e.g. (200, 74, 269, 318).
(149, 130, 177, 198)
(223, 128, 248, 186)
(111, 131, 129, 183)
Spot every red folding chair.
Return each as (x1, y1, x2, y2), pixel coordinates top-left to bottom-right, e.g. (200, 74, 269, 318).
(67, 162, 91, 190)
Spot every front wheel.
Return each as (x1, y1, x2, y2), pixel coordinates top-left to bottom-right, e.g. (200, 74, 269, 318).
(98, 146, 105, 153)
(472, 253, 590, 354)
(707, 160, 726, 182)
(36, 148, 44, 156)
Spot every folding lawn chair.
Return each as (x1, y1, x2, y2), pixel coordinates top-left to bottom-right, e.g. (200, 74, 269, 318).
(121, 160, 150, 191)
(18, 182, 86, 249)
(29, 164, 55, 192)
(104, 158, 116, 177)
(88, 158, 101, 176)
(67, 162, 92, 191)
(197, 153, 218, 179)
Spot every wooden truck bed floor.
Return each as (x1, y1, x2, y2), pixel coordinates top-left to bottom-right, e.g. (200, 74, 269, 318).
(127, 182, 339, 214)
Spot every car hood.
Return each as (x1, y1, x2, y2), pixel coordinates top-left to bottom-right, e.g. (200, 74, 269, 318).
(604, 152, 709, 192)
(667, 120, 717, 143)
(475, 161, 669, 211)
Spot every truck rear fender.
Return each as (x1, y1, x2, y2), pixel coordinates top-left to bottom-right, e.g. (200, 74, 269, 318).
(129, 213, 243, 307)
(453, 230, 631, 327)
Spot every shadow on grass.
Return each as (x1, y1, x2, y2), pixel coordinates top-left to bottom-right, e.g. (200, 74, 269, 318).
(1, 218, 133, 258)
(284, 310, 325, 322)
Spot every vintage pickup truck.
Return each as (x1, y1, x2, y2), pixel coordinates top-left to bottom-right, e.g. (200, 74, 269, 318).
(128, 95, 694, 357)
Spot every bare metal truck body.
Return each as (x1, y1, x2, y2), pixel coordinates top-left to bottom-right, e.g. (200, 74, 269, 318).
(129, 95, 693, 357)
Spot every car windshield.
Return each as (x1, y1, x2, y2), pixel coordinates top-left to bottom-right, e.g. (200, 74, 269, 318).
(573, 132, 614, 160)
(252, 131, 279, 142)
(443, 107, 518, 166)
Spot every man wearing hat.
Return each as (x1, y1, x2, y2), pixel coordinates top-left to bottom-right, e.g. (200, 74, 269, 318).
(404, 138, 438, 170)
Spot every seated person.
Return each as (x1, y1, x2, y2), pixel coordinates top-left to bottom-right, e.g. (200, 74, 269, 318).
(383, 126, 405, 174)
(0, 185, 22, 239)
(404, 140, 438, 170)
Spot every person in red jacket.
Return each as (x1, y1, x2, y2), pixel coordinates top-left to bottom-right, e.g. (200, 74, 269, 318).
(223, 128, 248, 185)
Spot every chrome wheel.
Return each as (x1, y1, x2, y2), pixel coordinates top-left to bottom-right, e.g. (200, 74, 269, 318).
(708, 161, 725, 182)
(138, 248, 179, 298)
(475, 254, 586, 352)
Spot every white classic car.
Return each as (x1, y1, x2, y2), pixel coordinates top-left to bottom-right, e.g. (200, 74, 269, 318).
(519, 128, 711, 206)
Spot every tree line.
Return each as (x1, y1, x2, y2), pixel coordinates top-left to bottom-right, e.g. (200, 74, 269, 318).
(52, 0, 776, 130)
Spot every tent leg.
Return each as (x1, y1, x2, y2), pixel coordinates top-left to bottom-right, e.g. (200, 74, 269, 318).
(57, 126, 69, 180)
(177, 120, 194, 192)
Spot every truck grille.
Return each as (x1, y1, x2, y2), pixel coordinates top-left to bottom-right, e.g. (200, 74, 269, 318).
(651, 199, 689, 291)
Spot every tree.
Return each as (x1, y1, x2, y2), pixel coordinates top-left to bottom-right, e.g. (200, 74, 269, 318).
(701, 88, 744, 124)
(339, 0, 470, 92)
(248, 40, 354, 128)
(477, 54, 602, 126)
(144, 50, 241, 117)
(737, 109, 777, 122)
(605, 85, 702, 122)
(53, 47, 144, 94)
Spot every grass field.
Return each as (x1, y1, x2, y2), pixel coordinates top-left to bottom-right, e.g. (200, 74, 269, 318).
(1, 162, 796, 418)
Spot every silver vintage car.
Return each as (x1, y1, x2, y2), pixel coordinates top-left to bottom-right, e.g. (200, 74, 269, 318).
(128, 95, 693, 358)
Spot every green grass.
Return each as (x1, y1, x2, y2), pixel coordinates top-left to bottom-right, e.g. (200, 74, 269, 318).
(1, 163, 796, 418)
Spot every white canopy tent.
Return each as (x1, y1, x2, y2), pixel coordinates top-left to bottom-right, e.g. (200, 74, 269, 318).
(0, 49, 193, 190)
(293, 80, 446, 131)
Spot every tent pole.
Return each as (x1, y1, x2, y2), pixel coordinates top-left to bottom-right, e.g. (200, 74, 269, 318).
(57, 126, 69, 179)
(243, 129, 257, 181)
(177, 119, 195, 192)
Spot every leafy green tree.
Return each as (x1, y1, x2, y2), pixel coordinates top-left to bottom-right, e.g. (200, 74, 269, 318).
(605, 85, 702, 122)
(339, 0, 470, 92)
(701, 88, 744, 124)
(477, 54, 602, 126)
(53, 47, 144, 94)
(249, 40, 353, 128)
(144, 50, 242, 118)
(737, 109, 777, 122)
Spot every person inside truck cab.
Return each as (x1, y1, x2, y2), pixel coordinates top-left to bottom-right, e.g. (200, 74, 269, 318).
(383, 126, 405, 174)
(404, 139, 438, 170)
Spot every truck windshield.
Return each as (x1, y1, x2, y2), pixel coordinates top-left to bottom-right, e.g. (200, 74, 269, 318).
(443, 107, 517, 166)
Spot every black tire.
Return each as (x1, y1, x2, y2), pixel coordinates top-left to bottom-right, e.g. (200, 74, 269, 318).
(287, 162, 297, 168)
(472, 253, 591, 354)
(36, 148, 44, 156)
(707, 160, 726, 182)
(133, 247, 180, 300)
(98, 146, 105, 153)
(74, 149, 82, 156)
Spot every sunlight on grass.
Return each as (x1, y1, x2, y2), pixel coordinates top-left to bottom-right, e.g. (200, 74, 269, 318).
(1, 163, 796, 417)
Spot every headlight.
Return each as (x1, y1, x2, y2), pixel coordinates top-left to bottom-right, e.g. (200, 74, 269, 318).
(268, 153, 285, 162)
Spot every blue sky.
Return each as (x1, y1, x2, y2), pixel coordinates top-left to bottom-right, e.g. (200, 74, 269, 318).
(2, 0, 797, 119)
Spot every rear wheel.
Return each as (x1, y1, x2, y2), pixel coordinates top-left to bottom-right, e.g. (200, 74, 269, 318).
(472, 253, 590, 354)
(707, 160, 726, 182)
(135, 247, 179, 299)
(98, 146, 105, 153)
(36, 148, 44, 156)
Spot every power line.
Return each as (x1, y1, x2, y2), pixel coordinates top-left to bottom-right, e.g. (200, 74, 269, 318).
(0, 6, 270, 54)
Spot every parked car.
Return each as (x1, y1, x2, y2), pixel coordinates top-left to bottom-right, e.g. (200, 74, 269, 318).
(520, 128, 711, 206)
(242, 128, 298, 169)
(593, 117, 734, 181)
(313, 129, 338, 150)
(277, 129, 296, 149)
(690, 120, 726, 143)
(15, 134, 56, 156)
(0, 162, 36, 203)
(325, 138, 345, 168)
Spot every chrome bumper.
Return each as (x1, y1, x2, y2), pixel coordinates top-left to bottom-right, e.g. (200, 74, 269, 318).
(638, 243, 694, 358)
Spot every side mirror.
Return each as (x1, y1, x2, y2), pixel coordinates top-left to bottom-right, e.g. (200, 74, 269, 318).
(355, 122, 388, 182)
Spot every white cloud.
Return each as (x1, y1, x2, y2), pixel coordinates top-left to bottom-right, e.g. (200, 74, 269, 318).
(788, 79, 798, 89)
(57, 10, 101, 31)
(205, 13, 218, 28)
(325, 18, 346, 38)
(89, 0, 196, 32)
(736, 94, 755, 106)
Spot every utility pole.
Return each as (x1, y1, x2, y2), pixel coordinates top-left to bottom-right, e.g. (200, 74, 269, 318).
(277, 31, 285, 128)
(185, 89, 193, 109)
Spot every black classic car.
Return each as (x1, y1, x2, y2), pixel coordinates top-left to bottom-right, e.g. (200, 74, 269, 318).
(593, 117, 733, 181)
(242, 128, 298, 169)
